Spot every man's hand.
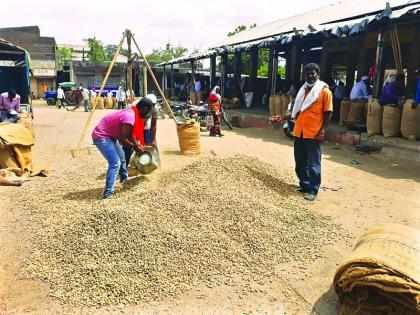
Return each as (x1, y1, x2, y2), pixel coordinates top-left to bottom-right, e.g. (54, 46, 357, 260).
(150, 140, 158, 149)
(134, 144, 143, 155)
(315, 128, 325, 142)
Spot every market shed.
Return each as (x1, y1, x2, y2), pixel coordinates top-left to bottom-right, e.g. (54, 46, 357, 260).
(160, 0, 420, 107)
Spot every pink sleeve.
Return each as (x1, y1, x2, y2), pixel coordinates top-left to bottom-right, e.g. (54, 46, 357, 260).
(120, 110, 135, 125)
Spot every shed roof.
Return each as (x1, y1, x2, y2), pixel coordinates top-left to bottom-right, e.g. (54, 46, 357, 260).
(160, 0, 420, 65)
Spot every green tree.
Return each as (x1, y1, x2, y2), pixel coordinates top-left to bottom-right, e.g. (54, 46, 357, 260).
(87, 37, 107, 62)
(145, 42, 188, 64)
(104, 44, 128, 60)
(56, 47, 73, 70)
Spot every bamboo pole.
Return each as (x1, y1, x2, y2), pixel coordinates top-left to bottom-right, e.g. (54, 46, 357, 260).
(127, 30, 134, 101)
(132, 35, 177, 122)
(74, 32, 127, 157)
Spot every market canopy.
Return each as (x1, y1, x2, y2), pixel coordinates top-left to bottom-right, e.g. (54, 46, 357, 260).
(160, 0, 420, 66)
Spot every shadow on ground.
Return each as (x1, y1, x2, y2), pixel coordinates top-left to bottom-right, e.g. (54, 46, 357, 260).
(63, 176, 146, 200)
(312, 286, 341, 314)
(230, 127, 420, 182)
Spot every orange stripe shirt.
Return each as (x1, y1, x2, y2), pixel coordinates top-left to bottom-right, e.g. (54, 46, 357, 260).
(293, 87, 333, 139)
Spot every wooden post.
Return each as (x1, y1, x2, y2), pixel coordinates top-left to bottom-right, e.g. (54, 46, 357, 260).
(272, 46, 279, 94)
(406, 25, 420, 96)
(221, 54, 228, 97)
(320, 42, 328, 81)
(373, 29, 385, 98)
(162, 65, 166, 93)
(143, 66, 147, 96)
(233, 51, 242, 97)
(266, 46, 274, 96)
(74, 32, 126, 156)
(127, 30, 133, 100)
(290, 42, 302, 84)
(356, 38, 369, 81)
(346, 56, 357, 96)
(249, 46, 258, 95)
(132, 35, 177, 122)
(170, 63, 174, 98)
(210, 54, 216, 88)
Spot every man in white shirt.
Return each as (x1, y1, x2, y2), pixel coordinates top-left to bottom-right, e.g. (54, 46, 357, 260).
(82, 87, 91, 112)
(116, 86, 126, 110)
(350, 76, 372, 101)
(56, 85, 65, 108)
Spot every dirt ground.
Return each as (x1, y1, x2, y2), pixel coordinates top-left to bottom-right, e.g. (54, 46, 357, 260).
(1, 101, 419, 315)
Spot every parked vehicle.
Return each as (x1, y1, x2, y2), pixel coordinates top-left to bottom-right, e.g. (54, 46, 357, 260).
(45, 82, 77, 107)
(0, 39, 32, 117)
(283, 100, 295, 139)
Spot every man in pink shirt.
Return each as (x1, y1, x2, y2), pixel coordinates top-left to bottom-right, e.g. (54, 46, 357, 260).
(92, 98, 154, 199)
(0, 89, 21, 123)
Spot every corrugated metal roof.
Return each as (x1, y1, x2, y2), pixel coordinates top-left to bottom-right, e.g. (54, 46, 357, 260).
(215, 0, 418, 47)
(160, 0, 420, 65)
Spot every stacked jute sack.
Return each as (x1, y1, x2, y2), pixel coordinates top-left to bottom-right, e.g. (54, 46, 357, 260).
(268, 94, 292, 116)
(334, 224, 420, 314)
(339, 99, 368, 126)
(342, 99, 420, 140)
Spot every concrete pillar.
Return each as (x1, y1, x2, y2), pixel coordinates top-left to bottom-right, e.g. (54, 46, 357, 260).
(221, 54, 228, 97)
(289, 42, 302, 84)
(170, 63, 174, 98)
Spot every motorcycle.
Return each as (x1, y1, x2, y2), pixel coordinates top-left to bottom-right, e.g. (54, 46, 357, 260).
(154, 99, 165, 119)
(283, 100, 295, 139)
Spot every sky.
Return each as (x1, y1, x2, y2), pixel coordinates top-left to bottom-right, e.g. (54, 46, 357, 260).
(2, 0, 340, 54)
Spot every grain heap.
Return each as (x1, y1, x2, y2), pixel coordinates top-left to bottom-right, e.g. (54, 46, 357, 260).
(22, 155, 342, 306)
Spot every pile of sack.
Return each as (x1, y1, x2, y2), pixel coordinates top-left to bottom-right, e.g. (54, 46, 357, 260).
(334, 224, 420, 314)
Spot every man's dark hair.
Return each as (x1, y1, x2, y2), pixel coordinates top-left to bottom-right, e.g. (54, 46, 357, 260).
(304, 63, 320, 74)
(8, 89, 16, 98)
(396, 74, 405, 82)
(136, 97, 154, 110)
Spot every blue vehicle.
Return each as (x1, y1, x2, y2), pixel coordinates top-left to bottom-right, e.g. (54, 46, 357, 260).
(45, 82, 76, 106)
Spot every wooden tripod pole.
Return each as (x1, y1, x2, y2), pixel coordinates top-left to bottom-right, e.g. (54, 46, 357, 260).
(131, 35, 177, 122)
(74, 32, 127, 157)
(127, 30, 134, 100)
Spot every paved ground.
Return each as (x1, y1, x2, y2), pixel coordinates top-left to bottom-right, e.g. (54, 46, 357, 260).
(1, 100, 419, 314)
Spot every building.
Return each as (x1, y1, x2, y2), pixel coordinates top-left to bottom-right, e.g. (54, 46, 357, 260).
(58, 40, 90, 61)
(0, 26, 57, 98)
(160, 0, 420, 106)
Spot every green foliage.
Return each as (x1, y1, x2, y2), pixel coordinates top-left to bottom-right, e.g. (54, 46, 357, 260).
(56, 47, 73, 70)
(228, 23, 256, 37)
(145, 42, 189, 64)
(87, 37, 107, 62)
(104, 44, 128, 60)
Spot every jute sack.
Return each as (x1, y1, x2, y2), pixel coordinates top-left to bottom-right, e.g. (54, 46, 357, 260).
(268, 96, 276, 116)
(348, 100, 365, 123)
(16, 111, 34, 138)
(177, 121, 201, 155)
(281, 95, 291, 116)
(190, 92, 197, 105)
(400, 99, 417, 140)
(339, 99, 351, 126)
(95, 97, 105, 109)
(197, 91, 206, 103)
(382, 105, 401, 138)
(274, 95, 282, 116)
(334, 224, 420, 315)
(366, 99, 383, 137)
(105, 98, 114, 109)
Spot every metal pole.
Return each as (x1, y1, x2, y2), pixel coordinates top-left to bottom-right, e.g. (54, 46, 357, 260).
(127, 30, 133, 101)
(171, 63, 174, 98)
(143, 66, 147, 96)
(74, 32, 127, 157)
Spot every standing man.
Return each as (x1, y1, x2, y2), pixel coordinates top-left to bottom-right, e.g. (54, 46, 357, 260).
(116, 86, 126, 110)
(69, 85, 83, 111)
(350, 76, 372, 101)
(271, 63, 332, 201)
(56, 85, 65, 109)
(82, 86, 91, 112)
(41, 83, 47, 97)
(0, 89, 21, 123)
